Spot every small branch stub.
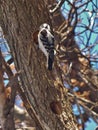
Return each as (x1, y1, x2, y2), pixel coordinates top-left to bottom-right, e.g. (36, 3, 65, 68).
(50, 101, 63, 115)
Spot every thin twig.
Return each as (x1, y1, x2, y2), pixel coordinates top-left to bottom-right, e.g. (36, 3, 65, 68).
(49, 0, 65, 13)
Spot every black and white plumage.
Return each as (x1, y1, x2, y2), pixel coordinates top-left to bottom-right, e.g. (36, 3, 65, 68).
(39, 23, 51, 32)
(38, 23, 54, 70)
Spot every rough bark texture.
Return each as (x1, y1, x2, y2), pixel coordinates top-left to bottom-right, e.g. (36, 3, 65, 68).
(0, 50, 18, 130)
(0, 0, 78, 130)
(0, 51, 6, 130)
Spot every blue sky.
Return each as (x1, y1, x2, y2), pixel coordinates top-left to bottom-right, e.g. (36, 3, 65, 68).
(85, 118, 97, 130)
(72, 104, 97, 130)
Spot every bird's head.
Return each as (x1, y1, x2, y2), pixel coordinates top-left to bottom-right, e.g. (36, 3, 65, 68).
(39, 23, 51, 32)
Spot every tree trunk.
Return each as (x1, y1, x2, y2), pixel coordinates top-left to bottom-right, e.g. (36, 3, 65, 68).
(0, 0, 78, 130)
(0, 50, 16, 130)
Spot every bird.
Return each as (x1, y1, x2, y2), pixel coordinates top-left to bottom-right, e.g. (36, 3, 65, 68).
(38, 23, 55, 70)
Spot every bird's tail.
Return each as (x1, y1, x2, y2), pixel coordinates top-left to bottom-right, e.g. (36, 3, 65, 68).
(48, 50, 54, 71)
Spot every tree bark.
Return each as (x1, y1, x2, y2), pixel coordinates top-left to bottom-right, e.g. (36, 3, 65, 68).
(0, 50, 17, 130)
(0, 0, 78, 130)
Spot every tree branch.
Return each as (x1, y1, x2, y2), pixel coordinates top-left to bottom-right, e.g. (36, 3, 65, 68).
(49, 0, 65, 13)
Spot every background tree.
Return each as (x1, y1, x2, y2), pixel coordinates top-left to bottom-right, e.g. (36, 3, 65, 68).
(0, 0, 98, 130)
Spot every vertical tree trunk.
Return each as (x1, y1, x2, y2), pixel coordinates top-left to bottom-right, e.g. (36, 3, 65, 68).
(0, 50, 16, 130)
(0, 0, 78, 130)
(0, 51, 6, 130)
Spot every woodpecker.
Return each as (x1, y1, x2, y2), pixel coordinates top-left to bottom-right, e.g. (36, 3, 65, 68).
(38, 23, 54, 70)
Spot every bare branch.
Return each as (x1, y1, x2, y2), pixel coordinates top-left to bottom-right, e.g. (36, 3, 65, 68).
(49, 0, 65, 13)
